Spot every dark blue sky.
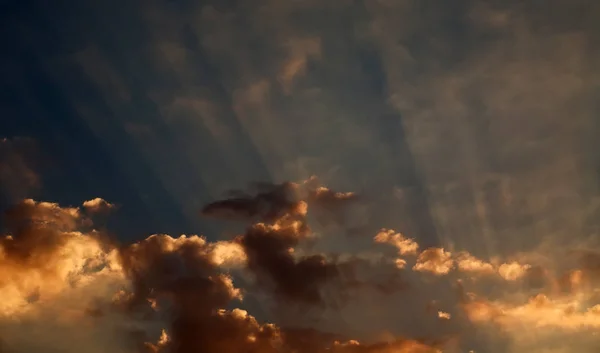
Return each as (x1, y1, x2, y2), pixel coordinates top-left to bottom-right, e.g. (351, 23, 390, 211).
(1, 0, 599, 257)
(1, 6, 189, 238)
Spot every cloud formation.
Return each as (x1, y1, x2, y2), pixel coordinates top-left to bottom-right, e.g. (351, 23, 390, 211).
(83, 198, 116, 214)
(413, 248, 454, 276)
(0, 186, 449, 353)
(2, 1, 599, 352)
(202, 179, 378, 306)
(3, 174, 600, 353)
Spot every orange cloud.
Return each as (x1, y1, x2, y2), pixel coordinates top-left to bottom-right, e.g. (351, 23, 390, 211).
(82, 198, 115, 214)
(3, 178, 600, 353)
(413, 248, 454, 276)
(497, 261, 531, 281)
(0, 199, 120, 316)
(465, 293, 600, 330)
(374, 229, 419, 256)
(455, 252, 495, 275)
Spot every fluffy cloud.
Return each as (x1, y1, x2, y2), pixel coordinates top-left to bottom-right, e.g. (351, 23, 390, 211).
(374, 229, 419, 256)
(413, 248, 454, 276)
(455, 252, 495, 275)
(3, 176, 600, 353)
(0, 199, 130, 353)
(83, 198, 115, 214)
(0, 199, 118, 316)
(0, 180, 448, 353)
(202, 179, 380, 306)
(497, 261, 532, 281)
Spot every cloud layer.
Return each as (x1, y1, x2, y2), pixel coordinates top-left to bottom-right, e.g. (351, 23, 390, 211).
(1, 176, 600, 352)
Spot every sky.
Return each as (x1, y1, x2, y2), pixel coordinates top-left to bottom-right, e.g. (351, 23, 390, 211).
(1, 0, 600, 352)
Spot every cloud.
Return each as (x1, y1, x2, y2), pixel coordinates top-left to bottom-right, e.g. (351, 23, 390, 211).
(455, 252, 495, 275)
(455, 242, 600, 352)
(462, 292, 600, 352)
(437, 311, 451, 320)
(83, 198, 115, 214)
(413, 248, 454, 276)
(497, 261, 531, 281)
(0, 177, 461, 353)
(366, 223, 600, 350)
(116, 232, 283, 353)
(4, 179, 600, 353)
(0, 199, 129, 353)
(0, 175, 381, 351)
(0, 199, 119, 314)
(115, 185, 450, 352)
(374, 229, 419, 256)
(202, 179, 377, 306)
(241, 220, 338, 305)
(467, 293, 600, 330)
(201, 181, 305, 222)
